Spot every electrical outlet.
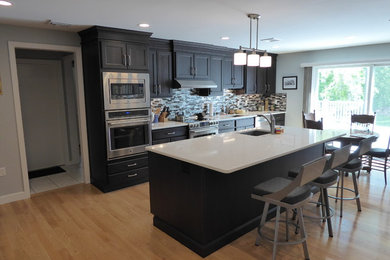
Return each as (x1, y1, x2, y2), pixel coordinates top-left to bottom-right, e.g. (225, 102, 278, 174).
(0, 167, 6, 177)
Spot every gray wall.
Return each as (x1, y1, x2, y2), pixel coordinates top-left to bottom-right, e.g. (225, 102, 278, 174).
(275, 43, 390, 127)
(0, 24, 80, 197)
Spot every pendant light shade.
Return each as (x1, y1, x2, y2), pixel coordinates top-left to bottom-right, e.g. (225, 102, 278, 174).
(234, 50, 247, 65)
(247, 52, 260, 66)
(260, 52, 272, 68)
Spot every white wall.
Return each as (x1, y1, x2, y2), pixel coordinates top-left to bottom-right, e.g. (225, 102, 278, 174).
(276, 43, 390, 127)
(0, 24, 80, 197)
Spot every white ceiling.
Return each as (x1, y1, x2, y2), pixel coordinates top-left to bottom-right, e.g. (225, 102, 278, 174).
(0, 0, 389, 53)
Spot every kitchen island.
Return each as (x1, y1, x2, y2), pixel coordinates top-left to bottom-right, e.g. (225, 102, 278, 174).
(146, 127, 345, 257)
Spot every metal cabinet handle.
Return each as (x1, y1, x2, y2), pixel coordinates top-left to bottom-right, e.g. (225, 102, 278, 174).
(127, 54, 131, 67)
(222, 124, 230, 127)
(127, 173, 138, 178)
(127, 163, 137, 167)
(153, 84, 157, 94)
(167, 132, 176, 135)
(194, 67, 197, 76)
(123, 54, 127, 66)
(190, 67, 194, 75)
(158, 84, 162, 95)
(232, 78, 235, 84)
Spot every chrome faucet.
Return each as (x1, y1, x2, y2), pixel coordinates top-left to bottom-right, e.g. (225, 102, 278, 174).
(259, 113, 276, 134)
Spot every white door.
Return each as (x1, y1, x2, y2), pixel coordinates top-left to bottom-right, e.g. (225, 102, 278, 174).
(17, 59, 67, 171)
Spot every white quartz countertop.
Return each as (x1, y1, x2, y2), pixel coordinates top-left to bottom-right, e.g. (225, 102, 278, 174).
(146, 127, 346, 174)
(152, 121, 188, 130)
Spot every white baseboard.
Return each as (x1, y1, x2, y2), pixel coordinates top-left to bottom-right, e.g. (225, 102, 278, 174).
(0, 191, 30, 205)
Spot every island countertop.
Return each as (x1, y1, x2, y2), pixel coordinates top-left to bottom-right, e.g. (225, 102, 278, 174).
(146, 127, 346, 174)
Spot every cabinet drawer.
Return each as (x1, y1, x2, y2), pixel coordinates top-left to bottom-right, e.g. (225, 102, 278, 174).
(107, 157, 148, 175)
(219, 120, 235, 130)
(236, 118, 255, 128)
(236, 126, 246, 131)
(108, 167, 149, 187)
(152, 126, 188, 140)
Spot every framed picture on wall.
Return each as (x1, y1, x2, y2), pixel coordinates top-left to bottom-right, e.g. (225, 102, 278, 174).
(282, 76, 297, 90)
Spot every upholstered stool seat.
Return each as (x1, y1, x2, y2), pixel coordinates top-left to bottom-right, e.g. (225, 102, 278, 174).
(253, 177, 312, 205)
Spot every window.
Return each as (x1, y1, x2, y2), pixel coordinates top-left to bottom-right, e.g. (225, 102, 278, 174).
(311, 64, 390, 147)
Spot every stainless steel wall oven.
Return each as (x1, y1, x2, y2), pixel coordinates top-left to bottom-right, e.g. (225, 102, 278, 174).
(106, 109, 151, 159)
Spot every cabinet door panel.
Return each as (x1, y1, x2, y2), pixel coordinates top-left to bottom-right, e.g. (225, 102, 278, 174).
(233, 65, 243, 89)
(175, 52, 194, 79)
(245, 66, 257, 94)
(210, 56, 223, 95)
(149, 49, 158, 98)
(127, 43, 148, 70)
(157, 51, 173, 97)
(194, 54, 210, 79)
(222, 58, 233, 89)
(101, 40, 127, 69)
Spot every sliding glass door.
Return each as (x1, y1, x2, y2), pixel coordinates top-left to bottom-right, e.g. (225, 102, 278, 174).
(311, 64, 390, 147)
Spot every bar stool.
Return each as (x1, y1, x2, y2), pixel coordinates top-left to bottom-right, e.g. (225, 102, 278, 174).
(251, 156, 327, 260)
(330, 136, 376, 217)
(288, 144, 352, 237)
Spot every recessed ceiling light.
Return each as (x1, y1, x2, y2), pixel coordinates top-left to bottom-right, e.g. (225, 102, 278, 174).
(138, 23, 150, 28)
(0, 1, 12, 6)
(221, 36, 230, 40)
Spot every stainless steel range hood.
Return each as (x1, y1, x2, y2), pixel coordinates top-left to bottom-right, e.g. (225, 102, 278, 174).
(175, 79, 217, 89)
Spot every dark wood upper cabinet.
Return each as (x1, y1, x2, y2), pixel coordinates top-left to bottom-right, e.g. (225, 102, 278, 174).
(210, 56, 223, 95)
(175, 52, 210, 79)
(194, 54, 210, 79)
(175, 52, 194, 79)
(149, 39, 173, 98)
(101, 40, 128, 69)
(222, 57, 243, 90)
(244, 66, 257, 94)
(257, 54, 277, 95)
(126, 43, 148, 70)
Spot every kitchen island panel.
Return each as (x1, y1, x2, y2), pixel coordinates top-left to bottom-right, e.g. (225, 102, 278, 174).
(149, 143, 323, 257)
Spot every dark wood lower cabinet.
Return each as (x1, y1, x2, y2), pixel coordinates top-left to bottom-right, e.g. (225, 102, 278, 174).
(152, 126, 188, 145)
(148, 144, 324, 257)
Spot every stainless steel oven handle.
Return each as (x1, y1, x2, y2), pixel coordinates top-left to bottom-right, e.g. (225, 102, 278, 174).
(127, 173, 138, 178)
(107, 118, 150, 126)
(167, 132, 176, 135)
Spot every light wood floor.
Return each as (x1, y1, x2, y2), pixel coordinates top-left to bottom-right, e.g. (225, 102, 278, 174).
(1, 170, 390, 260)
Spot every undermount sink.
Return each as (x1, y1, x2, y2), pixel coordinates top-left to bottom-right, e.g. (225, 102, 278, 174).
(239, 129, 271, 136)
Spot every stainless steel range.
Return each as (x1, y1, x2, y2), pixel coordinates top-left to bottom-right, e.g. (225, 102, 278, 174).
(187, 119, 219, 138)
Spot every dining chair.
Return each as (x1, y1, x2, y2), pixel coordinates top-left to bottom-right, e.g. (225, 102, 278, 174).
(350, 113, 376, 134)
(366, 136, 390, 185)
(304, 119, 323, 130)
(302, 110, 316, 128)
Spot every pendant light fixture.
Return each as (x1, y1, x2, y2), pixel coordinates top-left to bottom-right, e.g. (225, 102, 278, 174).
(233, 14, 272, 68)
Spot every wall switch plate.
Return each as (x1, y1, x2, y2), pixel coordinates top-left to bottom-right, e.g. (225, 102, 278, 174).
(0, 167, 6, 176)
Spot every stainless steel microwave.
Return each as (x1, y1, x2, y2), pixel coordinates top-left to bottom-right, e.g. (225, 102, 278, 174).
(103, 72, 150, 110)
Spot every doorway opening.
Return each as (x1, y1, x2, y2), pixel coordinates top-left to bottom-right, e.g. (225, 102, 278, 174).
(16, 49, 84, 193)
(9, 42, 90, 198)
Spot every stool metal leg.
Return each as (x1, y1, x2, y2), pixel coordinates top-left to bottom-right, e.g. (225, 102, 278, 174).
(320, 188, 326, 222)
(297, 207, 310, 260)
(323, 188, 333, 237)
(272, 206, 281, 260)
(335, 174, 340, 203)
(256, 202, 269, 246)
(352, 172, 362, 212)
(285, 209, 289, 241)
(340, 171, 344, 217)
